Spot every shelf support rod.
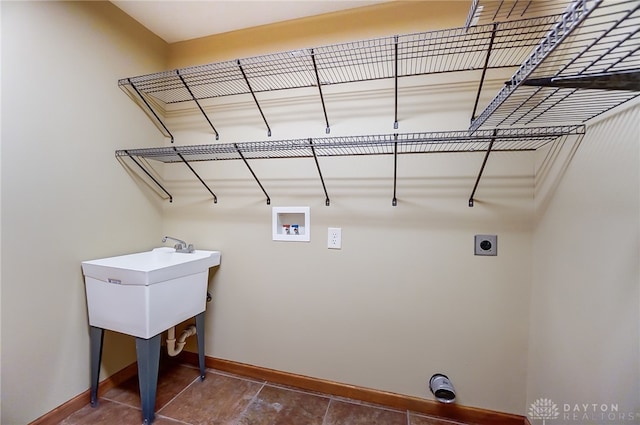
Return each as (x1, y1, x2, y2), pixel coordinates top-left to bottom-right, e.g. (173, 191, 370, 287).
(468, 129, 497, 207)
(128, 79, 174, 143)
(521, 1, 533, 17)
(471, 23, 498, 124)
(492, 0, 505, 21)
(392, 135, 398, 206)
(309, 139, 330, 206)
(394, 35, 399, 130)
(173, 147, 217, 203)
(176, 70, 219, 140)
(238, 60, 272, 137)
(234, 143, 271, 205)
(124, 150, 173, 202)
(523, 69, 640, 90)
(311, 50, 330, 134)
(505, 0, 518, 20)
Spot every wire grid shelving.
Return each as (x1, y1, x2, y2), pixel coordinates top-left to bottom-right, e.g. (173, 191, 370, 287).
(117, 126, 585, 163)
(116, 0, 637, 206)
(116, 126, 585, 207)
(121, 17, 558, 101)
(119, 15, 561, 136)
(471, 0, 640, 130)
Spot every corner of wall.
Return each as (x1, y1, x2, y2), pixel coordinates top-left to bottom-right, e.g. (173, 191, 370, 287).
(527, 102, 640, 423)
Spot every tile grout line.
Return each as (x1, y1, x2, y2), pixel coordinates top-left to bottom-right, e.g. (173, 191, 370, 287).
(155, 373, 203, 417)
(330, 393, 407, 414)
(321, 397, 334, 425)
(232, 380, 267, 425)
(154, 414, 194, 425)
(207, 368, 266, 385)
(263, 381, 332, 400)
(94, 397, 142, 411)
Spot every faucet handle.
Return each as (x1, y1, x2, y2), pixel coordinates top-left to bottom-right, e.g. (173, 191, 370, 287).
(162, 236, 194, 253)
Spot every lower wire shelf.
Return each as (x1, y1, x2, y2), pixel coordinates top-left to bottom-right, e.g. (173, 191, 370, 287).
(116, 126, 585, 206)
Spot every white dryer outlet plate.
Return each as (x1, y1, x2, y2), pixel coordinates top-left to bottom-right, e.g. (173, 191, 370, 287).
(475, 234, 497, 256)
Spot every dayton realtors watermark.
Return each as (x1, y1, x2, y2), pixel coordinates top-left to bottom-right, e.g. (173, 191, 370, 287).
(529, 398, 639, 424)
(563, 402, 637, 422)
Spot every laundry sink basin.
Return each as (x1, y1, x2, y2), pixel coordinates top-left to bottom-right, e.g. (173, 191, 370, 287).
(82, 247, 221, 339)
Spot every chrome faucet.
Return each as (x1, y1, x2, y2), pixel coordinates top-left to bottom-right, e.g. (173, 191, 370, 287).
(162, 236, 195, 253)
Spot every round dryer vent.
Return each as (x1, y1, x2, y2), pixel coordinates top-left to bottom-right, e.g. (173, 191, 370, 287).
(429, 373, 456, 403)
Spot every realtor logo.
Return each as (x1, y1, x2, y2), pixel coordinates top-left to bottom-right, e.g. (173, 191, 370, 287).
(529, 398, 560, 424)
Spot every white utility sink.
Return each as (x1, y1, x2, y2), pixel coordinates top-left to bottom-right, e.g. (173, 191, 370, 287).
(82, 247, 221, 339)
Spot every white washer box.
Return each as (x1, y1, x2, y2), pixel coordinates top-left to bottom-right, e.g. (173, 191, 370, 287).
(272, 206, 310, 242)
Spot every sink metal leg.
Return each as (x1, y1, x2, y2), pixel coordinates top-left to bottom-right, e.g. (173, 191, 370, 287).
(135, 333, 161, 425)
(195, 312, 206, 380)
(89, 326, 104, 407)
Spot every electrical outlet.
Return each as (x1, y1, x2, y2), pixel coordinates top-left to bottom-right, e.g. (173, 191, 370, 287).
(328, 227, 342, 249)
(475, 234, 497, 256)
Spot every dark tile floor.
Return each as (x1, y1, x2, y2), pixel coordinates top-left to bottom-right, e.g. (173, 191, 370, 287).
(58, 360, 463, 425)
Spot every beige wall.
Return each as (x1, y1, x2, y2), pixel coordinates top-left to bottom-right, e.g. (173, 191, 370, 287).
(167, 1, 470, 68)
(160, 1, 533, 415)
(1, 2, 166, 423)
(528, 103, 640, 423)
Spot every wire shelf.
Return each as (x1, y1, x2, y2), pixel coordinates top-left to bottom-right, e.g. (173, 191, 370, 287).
(119, 16, 560, 107)
(117, 126, 584, 206)
(471, 0, 640, 130)
(116, 126, 585, 163)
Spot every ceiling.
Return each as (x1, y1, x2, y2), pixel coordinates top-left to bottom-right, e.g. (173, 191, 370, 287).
(111, 1, 391, 43)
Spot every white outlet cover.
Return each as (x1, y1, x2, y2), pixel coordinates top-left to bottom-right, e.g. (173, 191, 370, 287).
(328, 227, 341, 249)
(475, 234, 497, 256)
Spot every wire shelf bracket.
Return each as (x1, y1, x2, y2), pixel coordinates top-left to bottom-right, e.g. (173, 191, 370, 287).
(309, 139, 330, 206)
(123, 150, 173, 202)
(471, 23, 498, 123)
(468, 129, 497, 207)
(128, 79, 174, 143)
(311, 50, 331, 134)
(394, 36, 399, 130)
(173, 147, 217, 203)
(176, 70, 220, 140)
(392, 136, 399, 206)
(235, 143, 271, 205)
(238, 60, 272, 137)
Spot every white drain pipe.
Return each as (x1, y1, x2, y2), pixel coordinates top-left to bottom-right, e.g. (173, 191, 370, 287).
(166, 325, 197, 357)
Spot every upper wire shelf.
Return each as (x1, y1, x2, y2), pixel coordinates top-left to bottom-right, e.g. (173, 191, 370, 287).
(119, 15, 561, 136)
(471, 0, 640, 130)
(120, 17, 558, 103)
